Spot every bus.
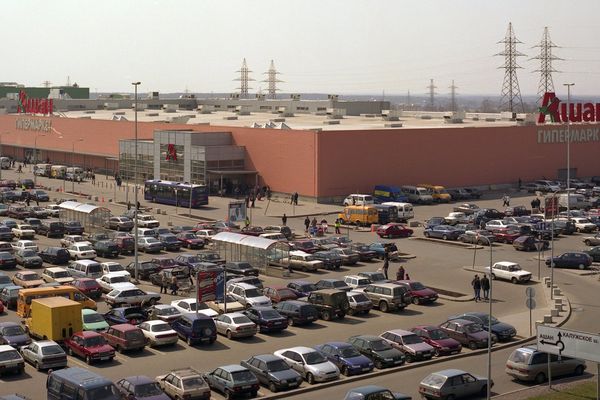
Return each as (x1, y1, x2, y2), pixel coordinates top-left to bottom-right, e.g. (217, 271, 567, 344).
(144, 180, 209, 208)
(17, 286, 97, 317)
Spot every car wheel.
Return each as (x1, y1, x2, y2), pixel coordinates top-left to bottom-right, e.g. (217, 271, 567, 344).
(406, 354, 414, 363)
(469, 341, 478, 350)
(355, 220, 362, 227)
(186, 337, 193, 346)
(34, 361, 40, 371)
(442, 234, 448, 240)
(288, 317, 294, 326)
(306, 372, 316, 384)
(67, 347, 73, 356)
(424, 232, 430, 238)
(575, 365, 585, 376)
(374, 359, 383, 369)
(578, 264, 585, 270)
(535, 372, 546, 383)
(577, 227, 582, 233)
(445, 394, 456, 400)
(321, 310, 332, 321)
(584, 240, 592, 246)
(491, 274, 496, 280)
(85, 355, 92, 365)
(269, 381, 278, 393)
(226, 330, 233, 339)
(341, 365, 349, 376)
(379, 301, 389, 313)
(224, 389, 233, 400)
(433, 348, 440, 357)
(511, 277, 518, 284)
(116, 345, 123, 354)
(347, 308, 355, 316)
(479, 386, 488, 397)
(412, 297, 420, 305)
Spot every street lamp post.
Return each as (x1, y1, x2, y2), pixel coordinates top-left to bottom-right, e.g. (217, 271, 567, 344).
(563, 83, 574, 219)
(71, 138, 83, 194)
(132, 82, 141, 282)
(548, 190, 559, 300)
(478, 235, 494, 400)
(33, 134, 46, 187)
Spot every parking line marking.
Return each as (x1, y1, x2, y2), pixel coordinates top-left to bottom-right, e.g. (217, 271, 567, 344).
(146, 347, 166, 356)
(68, 358, 88, 368)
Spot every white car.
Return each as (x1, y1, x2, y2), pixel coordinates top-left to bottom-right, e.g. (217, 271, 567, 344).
(41, 267, 73, 285)
(227, 282, 272, 308)
(67, 242, 97, 260)
(195, 230, 217, 241)
(138, 320, 179, 347)
(136, 214, 160, 228)
(96, 273, 132, 293)
(570, 217, 597, 233)
(11, 240, 38, 253)
(484, 220, 511, 231)
(104, 286, 161, 307)
(274, 346, 340, 384)
(100, 262, 130, 279)
(485, 261, 532, 284)
(0, 344, 25, 375)
(444, 212, 469, 225)
(170, 298, 219, 318)
(214, 312, 257, 339)
(61, 235, 91, 248)
(45, 205, 62, 218)
(343, 275, 371, 290)
(343, 194, 375, 207)
(12, 224, 35, 239)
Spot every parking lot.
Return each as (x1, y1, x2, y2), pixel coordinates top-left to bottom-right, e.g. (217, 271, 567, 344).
(0, 169, 598, 399)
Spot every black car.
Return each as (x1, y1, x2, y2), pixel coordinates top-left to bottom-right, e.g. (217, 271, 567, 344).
(584, 246, 600, 262)
(37, 221, 66, 238)
(224, 262, 259, 277)
(240, 354, 302, 393)
(93, 240, 120, 258)
(546, 252, 593, 269)
(273, 300, 319, 326)
(0, 252, 17, 268)
(348, 243, 377, 261)
(125, 261, 159, 280)
(286, 281, 317, 297)
(312, 251, 343, 270)
(64, 221, 84, 235)
(463, 188, 482, 199)
(0, 226, 13, 242)
(30, 190, 50, 202)
(347, 335, 405, 369)
(38, 247, 71, 265)
(552, 220, 577, 235)
(158, 233, 181, 251)
(243, 306, 288, 333)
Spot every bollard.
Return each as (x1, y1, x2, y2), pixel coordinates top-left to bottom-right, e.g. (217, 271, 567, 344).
(553, 288, 562, 297)
(94, 196, 98, 201)
(554, 298, 563, 305)
(162, 210, 166, 215)
(551, 309, 560, 317)
(543, 315, 553, 323)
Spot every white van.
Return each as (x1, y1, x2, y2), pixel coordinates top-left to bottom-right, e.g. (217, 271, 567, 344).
(401, 186, 434, 204)
(343, 194, 375, 206)
(382, 202, 414, 222)
(34, 163, 52, 176)
(558, 193, 590, 210)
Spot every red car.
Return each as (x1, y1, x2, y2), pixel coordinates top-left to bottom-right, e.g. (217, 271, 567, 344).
(176, 232, 205, 249)
(150, 257, 180, 270)
(376, 223, 414, 238)
(493, 229, 521, 244)
(263, 286, 298, 303)
(290, 240, 319, 254)
(395, 280, 438, 304)
(64, 331, 115, 365)
(70, 278, 103, 299)
(410, 325, 462, 356)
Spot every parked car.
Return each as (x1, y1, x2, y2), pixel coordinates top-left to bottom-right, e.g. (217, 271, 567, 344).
(104, 216, 134, 231)
(156, 368, 211, 400)
(376, 223, 413, 238)
(97, 274, 132, 293)
(343, 386, 412, 400)
(306, 289, 350, 320)
(274, 346, 340, 384)
(103, 306, 148, 326)
(214, 312, 257, 339)
(438, 319, 497, 349)
(362, 283, 412, 312)
(158, 233, 182, 251)
(263, 286, 298, 303)
(196, 250, 226, 265)
(453, 203, 481, 215)
(395, 280, 438, 304)
(0, 252, 17, 268)
(204, 364, 260, 399)
(346, 291, 373, 315)
(125, 261, 159, 280)
(458, 230, 496, 245)
(445, 212, 470, 226)
(104, 286, 161, 307)
(64, 331, 115, 364)
(41, 267, 73, 285)
(583, 234, 600, 247)
(347, 335, 405, 369)
(286, 280, 317, 298)
(136, 214, 160, 229)
(138, 237, 164, 253)
(0, 322, 32, 347)
(584, 246, 600, 262)
(485, 261, 532, 284)
(493, 229, 522, 244)
(380, 329, 434, 362)
(93, 240, 120, 258)
(64, 221, 84, 235)
(171, 313, 217, 345)
(290, 239, 319, 254)
(20, 340, 67, 371)
(227, 282, 272, 308)
(315, 341, 374, 376)
(513, 235, 549, 251)
(67, 243, 97, 260)
(0, 286, 22, 309)
(147, 304, 182, 323)
(170, 298, 218, 318)
(115, 376, 169, 400)
(243, 306, 288, 333)
(12, 224, 35, 239)
(241, 354, 302, 393)
(37, 221, 65, 238)
(115, 236, 135, 255)
(419, 369, 492, 400)
(450, 312, 516, 341)
(368, 242, 399, 260)
(224, 261, 259, 277)
(0, 345, 24, 376)
(358, 271, 390, 283)
(0, 227, 13, 242)
(506, 345, 586, 383)
(206, 295, 245, 315)
(571, 217, 597, 233)
(545, 252, 593, 269)
(285, 250, 323, 272)
(81, 309, 110, 332)
(410, 325, 462, 356)
(70, 278, 103, 300)
(176, 232, 205, 249)
(349, 243, 377, 261)
(344, 275, 372, 290)
(12, 270, 44, 288)
(101, 324, 146, 353)
(273, 300, 319, 326)
(424, 225, 464, 240)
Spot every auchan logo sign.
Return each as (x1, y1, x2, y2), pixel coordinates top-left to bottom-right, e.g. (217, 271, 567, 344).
(538, 92, 600, 124)
(16, 90, 53, 115)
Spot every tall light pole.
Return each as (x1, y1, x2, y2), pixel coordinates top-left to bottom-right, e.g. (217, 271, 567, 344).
(33, 134, 46, 187)
(563, 83, 574, 219)
(0, 132, 10, 181)
(478, 235, 493, 400)
(132, 82, 141, 282)
(71, 138, 83, 194)
(549, 190, 559, 300)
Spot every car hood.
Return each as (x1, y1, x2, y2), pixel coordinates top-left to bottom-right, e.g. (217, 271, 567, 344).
(88, 344, 115, 353)
(342, 354, 373, 366)
(4, 333, 30, 345)
(248, 296, 272, 305)
(405, 342, 434, 352)
(270, 369, 300, 381)
(307, 361, 338, 374)
(375, 348, 403, 359)
(511, 270, 531, 277)
(432, 338, 461, 348)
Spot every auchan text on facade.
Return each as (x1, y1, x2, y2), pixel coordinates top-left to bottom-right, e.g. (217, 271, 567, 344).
(17, 90, 54, 115)
(538, 92, 600, 124)
(537, 127, 600, 144)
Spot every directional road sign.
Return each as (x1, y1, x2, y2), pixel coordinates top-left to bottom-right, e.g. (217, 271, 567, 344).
(537, 325, 600, 363)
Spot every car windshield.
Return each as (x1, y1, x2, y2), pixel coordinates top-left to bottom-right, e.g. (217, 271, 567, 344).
(54, 271, 70, 278)
(303, 351, 327, 365)
(402, 334, 423, 345)
(266, 359, 289, 372)
(370, 339, 392, 351)
(22, 273, 40, 281)
(84, 336, 107, 347)
(157, 307, 179, 316)
(83, 313, 105, 323)
(260, 309, 281, 319)
(83, 384, 120, 400)
(351, 293, 369, 303)
(422, 373, 447, 388)
(22, 250, 37, 257)
(151, 323, 171, 332)
(475, 315, 498, 325)
(163, 236, 177, 242)
(369, 273, 386, 281)
(182, 377, 206, 389)
(339, 346, 361, 358)
(110, 276, 128, 283)
(78, 246, 93, 251)
(107, 265, 124, 272)
(245, 289, 262, 298)
(202, 253, 219, 260)
(41, 345, 64, 355)
(332, 281, 346, 288)
(428, 329, 449, 340)
(509, 349, 534, 364)
(134, 382, 163, 396)
(232, 316, 252, 324)
(183, 256, 201, 263)
(80, 280, 98, 288)
(0, 276, 10, 284)
(0, 350, 21, 361)
(231, 370, 256, 382)
(2, 326, 25, 336)
(409, 282, 426, 290)
(182, 233, 196, 239)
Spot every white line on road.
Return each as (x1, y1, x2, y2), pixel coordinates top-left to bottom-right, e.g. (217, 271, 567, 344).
(145, 347, 166, 356)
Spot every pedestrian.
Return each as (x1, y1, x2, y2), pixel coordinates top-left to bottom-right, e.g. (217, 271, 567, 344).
(518, 178, 522, 189)
(334, 218, 341, 234)
(293, 192, 298, 205)
(530, 199, 536, 210)
(245, 195, 250, 209)
(481, 275, 490, 300)
(396, 265, 405, 281)
(159, 275, 167, 294)
(136, 201, 141, 210)
(244, 216, 250, 228)
(17, 164, 22, 173)
(405, 273, 410, 280)
(188, 269, 194, 286)
(170, 276, 178, 295)
(382, 253, 389, 279)
(290, 193, 294, 205)
(311, 217, 317, 227)
(304, 216, 310, 232)
(266, 187, 272, 200)
(502, 194, 510, 207)
(25, 196, 30, 207)
(282, 213, 287, 226)
(471, 275, 481, 302)
(352, 197, 356, 206)
(127, 201, 131, 210)
(321, 219, 328, 234)
(35, 197, 39, 207)
(251, 195, 255, 208)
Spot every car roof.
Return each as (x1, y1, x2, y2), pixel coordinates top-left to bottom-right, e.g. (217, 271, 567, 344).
(313, 288, 345, 294)
(122, 375, 154, 385)
(350, 335, 383, 342)
(44, 267, 67, 272)
(77, 330, 102, 338)
(232, 282, 259, 289)
(433, 369, 468, 377)
(170, 368, 202, 378)
(222, 312, 246, 318)
(283, 346, 317, 354)
(220, 364, 247, 372)
(348, 386, 391, 395)
(368, 282, 400, 288)
(110, 324, 140, 332)
(446, 318, 477, 326)
(81, 309, 99, 315)
(250, 354, 282, 362)
(384, 329, 414, 336)
(0, 322, 20, 328)
(0, 345, 18, 352)
(322, 341, 352, 348)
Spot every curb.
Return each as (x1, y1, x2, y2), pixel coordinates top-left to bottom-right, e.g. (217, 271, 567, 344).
(461, 267, 542, 284)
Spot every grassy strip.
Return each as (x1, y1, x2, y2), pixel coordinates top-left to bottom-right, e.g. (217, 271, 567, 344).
(527, 381, 597, 399)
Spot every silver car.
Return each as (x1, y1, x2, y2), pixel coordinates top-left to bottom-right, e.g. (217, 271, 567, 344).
(419, 369, 492, 399)
(20, 340, 68, 370)
(506, 345, 586, 383)
(274, 346, 340, 384)
(137, 237, 163, 253)
(214, 312, 257, 339)
(346, 291, 372, 316)
(381, 329, 434, 362)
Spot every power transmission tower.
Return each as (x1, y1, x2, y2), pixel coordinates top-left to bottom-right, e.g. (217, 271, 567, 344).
(406, 90, 411, 110)
(426, 79, 437, 111)
(234, 58, 254, 98)
(531, 26, 561, 101)
(262, 60, 283, 99)
(496, 22, 525, 113)
(449, 80, 458, 112)
(42, 80, 52, 88)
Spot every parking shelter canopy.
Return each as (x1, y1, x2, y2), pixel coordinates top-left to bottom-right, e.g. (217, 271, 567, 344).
(212, 232, 289, 273)
(58, 201, 111, 233)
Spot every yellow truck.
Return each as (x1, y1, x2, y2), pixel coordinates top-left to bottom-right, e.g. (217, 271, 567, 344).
(25, 297, 83, 342)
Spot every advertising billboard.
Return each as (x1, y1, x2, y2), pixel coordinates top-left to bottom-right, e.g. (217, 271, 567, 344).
(196, 267, 226, 302)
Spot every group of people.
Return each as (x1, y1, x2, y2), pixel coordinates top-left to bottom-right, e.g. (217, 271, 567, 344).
(471, 274, 491, 302)
(380, 253, 409, 281)
(158, 271, 194, 296)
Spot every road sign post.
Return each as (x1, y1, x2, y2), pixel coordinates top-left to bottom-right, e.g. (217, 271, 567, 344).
(525, 287, 536, 337)
(534, 241, 544, 280)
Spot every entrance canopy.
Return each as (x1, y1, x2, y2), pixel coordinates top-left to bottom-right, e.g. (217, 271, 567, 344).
(212, 232, 289, 273)
(58, 201, 111, 233)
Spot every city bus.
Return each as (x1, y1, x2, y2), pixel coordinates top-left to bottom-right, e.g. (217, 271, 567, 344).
(144, 180, 209, 208)
(17, 286, 97, 317)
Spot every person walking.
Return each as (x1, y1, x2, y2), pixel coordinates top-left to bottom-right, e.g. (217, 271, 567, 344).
(170, 275, 179, 296)
(159, 274, 167, 294)
(405, 273, 410, 280)
(396, 265, 405, 281)
(304, 216, 310, 232)
(334, 218, 341, 234)
(481, 275, 490, 300)
(282, 213, 287, 226)
(290, 193, 294, 205)
(471, 275, 481, 302)
(293, 192, 299, 205)
(502, 194, 510, 207)
(382, 253, 389, 280)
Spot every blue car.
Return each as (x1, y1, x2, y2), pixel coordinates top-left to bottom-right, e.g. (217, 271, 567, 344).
(344, 385, 412, 400)
(243, 307, 288, 333)
(103, 307, 147, 326)
(171, 313, 217, 345)
(368, 242, 399, 259)
(315, 342, 374, 376)
(423, 225, 464, 240)
(286, 280, 317, 298)
(0, 322, 32, 348)
(449, 312, 516, 342)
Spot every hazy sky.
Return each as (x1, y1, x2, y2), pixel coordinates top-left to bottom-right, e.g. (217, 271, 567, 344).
(4, 0, 600, 96)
